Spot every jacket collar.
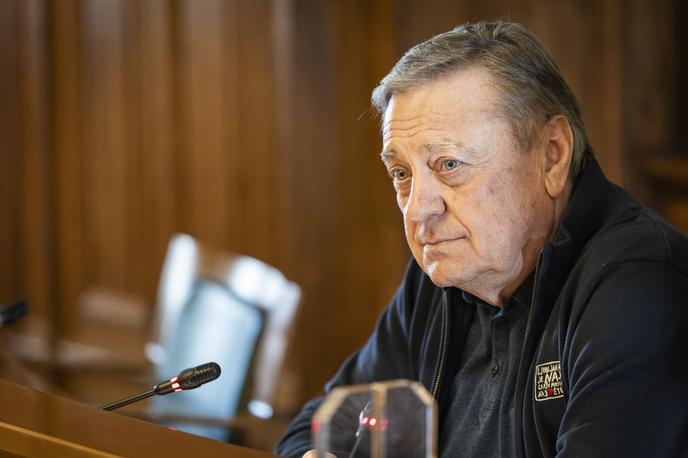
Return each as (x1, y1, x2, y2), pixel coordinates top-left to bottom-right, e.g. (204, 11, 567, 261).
(543, 155, 639, 297)
(557, 155, 638, 254)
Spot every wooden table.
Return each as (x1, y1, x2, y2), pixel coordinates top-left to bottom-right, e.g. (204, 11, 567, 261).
(0, 378, 276, 457)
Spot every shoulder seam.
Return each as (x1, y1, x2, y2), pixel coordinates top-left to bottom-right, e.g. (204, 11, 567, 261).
(639, 208, 673, 264)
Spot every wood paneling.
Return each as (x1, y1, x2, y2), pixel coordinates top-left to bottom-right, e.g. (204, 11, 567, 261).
(0, 0, 23, 303)
(134, 0, 177, 298)
(81, 0, 131, 292)
(176, 0, 231, 247)
(50, 0, 85, 336)
(16, 0, 54, 340)
(0, 0, 685, 418)
(1, 0, 56, 340)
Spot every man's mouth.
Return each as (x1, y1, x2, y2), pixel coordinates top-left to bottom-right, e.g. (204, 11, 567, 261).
(422, 237, 462, 247)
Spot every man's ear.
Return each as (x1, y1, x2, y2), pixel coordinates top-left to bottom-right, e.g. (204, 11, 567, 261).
(541, 115, 573, 198)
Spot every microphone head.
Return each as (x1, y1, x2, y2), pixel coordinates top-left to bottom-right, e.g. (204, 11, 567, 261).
(178, 362, 221, 390)
(0, 299, 28, 327)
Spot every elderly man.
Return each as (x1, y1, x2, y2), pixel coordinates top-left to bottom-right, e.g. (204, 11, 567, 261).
(276, 21, 688, 457)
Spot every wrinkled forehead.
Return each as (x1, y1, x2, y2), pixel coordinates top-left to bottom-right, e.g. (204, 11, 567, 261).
(381, 67, 506, 144)
(381, 66, 502, 138)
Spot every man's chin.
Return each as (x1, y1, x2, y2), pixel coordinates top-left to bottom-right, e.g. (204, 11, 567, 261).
(421, 262, 455, 288)
(420, 259, 480, 290)
(413, 252, 468, 287)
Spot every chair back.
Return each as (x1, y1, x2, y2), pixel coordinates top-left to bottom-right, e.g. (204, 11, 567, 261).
(145, 234, 300, 440)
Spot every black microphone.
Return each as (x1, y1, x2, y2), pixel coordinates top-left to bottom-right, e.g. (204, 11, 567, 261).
(0, 300, 28, 327)
(100, 362, 221, 411)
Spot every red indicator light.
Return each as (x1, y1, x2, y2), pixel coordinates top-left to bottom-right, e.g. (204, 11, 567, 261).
(174, 388, 182, 392)
(369, 418, 377, 427)
(360, 416, 369, 425)
(172, 382, 180, 390)
(170, 376, 178, 383)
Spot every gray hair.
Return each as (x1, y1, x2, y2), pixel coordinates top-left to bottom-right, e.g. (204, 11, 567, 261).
(371, 21, 591, 177)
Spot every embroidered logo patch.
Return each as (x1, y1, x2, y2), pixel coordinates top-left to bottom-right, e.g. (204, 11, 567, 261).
(534, 360, 564, 401)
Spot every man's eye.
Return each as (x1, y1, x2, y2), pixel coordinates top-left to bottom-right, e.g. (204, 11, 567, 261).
(391, 169, 410, 181)
(442, 159, 460, 170)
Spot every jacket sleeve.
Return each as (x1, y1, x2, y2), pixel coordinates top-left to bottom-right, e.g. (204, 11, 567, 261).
(556, 261, 688, 457)
(274, 260, 422, 458)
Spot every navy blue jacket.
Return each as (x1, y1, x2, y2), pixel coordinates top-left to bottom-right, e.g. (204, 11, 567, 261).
(276, 157, 688, 457)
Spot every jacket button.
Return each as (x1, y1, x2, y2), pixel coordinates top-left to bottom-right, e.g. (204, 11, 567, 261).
(491, 362, 500, 376)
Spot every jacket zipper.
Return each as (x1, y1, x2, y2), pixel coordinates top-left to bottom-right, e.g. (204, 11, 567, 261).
(431, 292, 450, 399)
(514, 249, 543, 458)
(523, 250, 543, 347)
(431, 252, 543, 402)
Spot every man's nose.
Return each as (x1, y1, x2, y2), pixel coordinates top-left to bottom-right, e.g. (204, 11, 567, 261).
(404, 173, 446, 223)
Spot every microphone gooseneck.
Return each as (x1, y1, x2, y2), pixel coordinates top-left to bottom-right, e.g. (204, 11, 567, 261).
(99, 362, 221, 411)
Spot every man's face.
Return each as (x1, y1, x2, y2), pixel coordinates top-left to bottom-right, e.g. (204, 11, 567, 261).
(381, 67, 553, 302)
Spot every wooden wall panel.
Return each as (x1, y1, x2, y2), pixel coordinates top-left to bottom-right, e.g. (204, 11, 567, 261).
(274, 0, 347, 397)
(235, 0, 281, 266)
(0, 0, 54, 331)
(586, 0, 625, 184)
(622, 0, 683, 202)
(50, 0, 86, 336)
(133, 0, 177, 297)
(176, 0, 233, 248)
(0, 0, 23, 304)
(81, 0, 132, 292)
(17, 0, 53, 328)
